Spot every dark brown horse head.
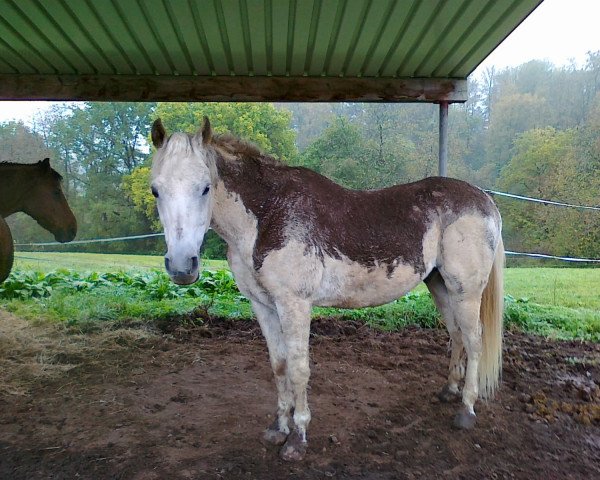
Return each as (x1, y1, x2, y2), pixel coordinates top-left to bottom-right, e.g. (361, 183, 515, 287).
(21, 158, 77, 243)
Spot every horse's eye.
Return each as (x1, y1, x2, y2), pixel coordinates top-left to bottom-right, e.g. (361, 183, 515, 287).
(202, 185, 210, 196)
(151, 186, 159, 198)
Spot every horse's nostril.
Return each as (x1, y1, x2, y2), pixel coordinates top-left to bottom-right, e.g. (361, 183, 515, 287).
(164, 257, 171, 272)
(191, 256, 199, 270)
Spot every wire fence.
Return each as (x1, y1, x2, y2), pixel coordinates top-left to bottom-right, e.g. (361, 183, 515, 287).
(11, 189, 600, 264)
(14, 233, 164, 247)
(483, 189, 600, 263)
(484, 189, 600, 211)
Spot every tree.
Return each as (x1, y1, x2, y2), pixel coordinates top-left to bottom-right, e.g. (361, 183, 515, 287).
(484, 92, 550, 178)
(497, 127, 599, 259)
(0, 121, 51, 164)
(32, 102, 157, 252)
(280, 103, 335, 151)
(298, 116, 376, 189)
(154, 102, 297, 162)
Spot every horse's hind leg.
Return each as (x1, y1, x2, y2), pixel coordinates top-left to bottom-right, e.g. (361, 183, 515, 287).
(251, 300, 294, 446)
(425, 270, 464, 403)
(439, 217, 496, 429)
(448, 296, 483, 429)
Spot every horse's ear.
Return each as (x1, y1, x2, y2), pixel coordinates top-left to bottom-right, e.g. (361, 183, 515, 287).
(40, 158, 51, 169)
(151, 118, 166, 148)
(201, 116, 212, 144)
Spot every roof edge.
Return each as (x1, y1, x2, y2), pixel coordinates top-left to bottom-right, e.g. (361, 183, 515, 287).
(0, 75, 467, 103)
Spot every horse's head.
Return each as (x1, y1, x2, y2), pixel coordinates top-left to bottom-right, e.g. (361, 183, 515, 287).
(22, 159, 77, 243)
(150, 117, 215, 285)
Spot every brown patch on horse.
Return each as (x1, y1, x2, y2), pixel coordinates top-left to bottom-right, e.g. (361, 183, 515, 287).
(211, 140, 498, 276)
(274, 360, 286, 377)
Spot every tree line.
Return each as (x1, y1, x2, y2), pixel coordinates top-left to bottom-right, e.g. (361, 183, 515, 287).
(2, 53, 599, 261)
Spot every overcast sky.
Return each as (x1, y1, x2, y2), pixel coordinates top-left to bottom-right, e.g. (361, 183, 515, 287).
(1, 0, 599, 124)
(474, 0, 599, 73)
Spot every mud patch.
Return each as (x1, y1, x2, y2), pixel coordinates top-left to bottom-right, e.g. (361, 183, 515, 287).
(0, 313, 598, 479)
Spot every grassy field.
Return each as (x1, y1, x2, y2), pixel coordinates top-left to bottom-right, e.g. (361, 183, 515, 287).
(13, 251, 600, 309)
(13, 251, 228, 272)
(3, 251, 599, 341)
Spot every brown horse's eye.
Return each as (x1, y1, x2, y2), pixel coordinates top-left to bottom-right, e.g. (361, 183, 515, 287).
(151, 186, 159, 198)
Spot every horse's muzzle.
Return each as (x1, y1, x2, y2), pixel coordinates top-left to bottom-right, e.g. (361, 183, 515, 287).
(165, 255, 199, 285)
(54, 225, 77, 243)
(169, 271, 200, 285)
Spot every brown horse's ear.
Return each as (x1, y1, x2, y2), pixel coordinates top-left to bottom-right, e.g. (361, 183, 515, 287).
(151, 118, 166, 148)
(40, 158, 51, 169)
(201, 116, 212, 144)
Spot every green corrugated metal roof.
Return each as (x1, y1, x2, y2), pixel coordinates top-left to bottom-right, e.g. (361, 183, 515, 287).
(0, 0, 543, 101)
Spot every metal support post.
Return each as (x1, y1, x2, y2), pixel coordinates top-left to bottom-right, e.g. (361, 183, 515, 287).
(438, 101, 449, 177)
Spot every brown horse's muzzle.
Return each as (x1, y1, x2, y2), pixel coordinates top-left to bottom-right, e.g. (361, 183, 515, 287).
(54, 218, 77, 243)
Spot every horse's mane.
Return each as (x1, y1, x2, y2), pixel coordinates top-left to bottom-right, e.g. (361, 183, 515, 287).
(0, 161, 63, 181)
(156, 130, 283, 171)
(211, 133, 283, 166)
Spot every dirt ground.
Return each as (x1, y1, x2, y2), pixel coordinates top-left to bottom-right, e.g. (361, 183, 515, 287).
(0, 311, 598, 480)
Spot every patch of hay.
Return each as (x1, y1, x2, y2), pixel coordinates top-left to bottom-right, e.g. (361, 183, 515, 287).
(0, 310, 159, 397)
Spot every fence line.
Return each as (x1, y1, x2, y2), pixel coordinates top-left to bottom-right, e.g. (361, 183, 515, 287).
(484, 189, 600, 211)
(505, 251, 600, 263)
(13, 232, 600, 263)
(11, 188, 600, 263)
(14, 233, 164, 247)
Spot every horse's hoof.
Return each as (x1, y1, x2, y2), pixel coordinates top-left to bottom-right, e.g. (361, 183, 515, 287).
(453, 408, 477, 430)
(263, 419, 289, 445)
(263, 427, 289, 446)
(438, 384, 461, 403)
(279, 430, 307, 461)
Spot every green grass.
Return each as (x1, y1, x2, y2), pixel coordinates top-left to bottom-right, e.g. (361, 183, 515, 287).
(3, 252, 600, 341)
(13, 251, 228, 272)
(0, 268, 252, 331)
(503, 268, 600, 310)
(14, 253, 600, 308)
(2, 287, 252, 330)
(504, 298, 600, 341)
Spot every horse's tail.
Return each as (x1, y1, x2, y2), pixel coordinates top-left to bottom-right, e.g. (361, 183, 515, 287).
(478, 236, 504, 400)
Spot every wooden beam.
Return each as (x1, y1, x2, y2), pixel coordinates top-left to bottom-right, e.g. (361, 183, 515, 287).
(0, 75, 467, 103)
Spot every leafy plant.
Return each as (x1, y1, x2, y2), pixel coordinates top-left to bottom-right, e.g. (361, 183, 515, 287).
(0, 268, 243, 301)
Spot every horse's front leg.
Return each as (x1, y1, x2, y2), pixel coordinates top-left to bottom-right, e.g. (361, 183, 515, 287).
(276, 298, 312, 461)
(251, 300, 294, 445)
